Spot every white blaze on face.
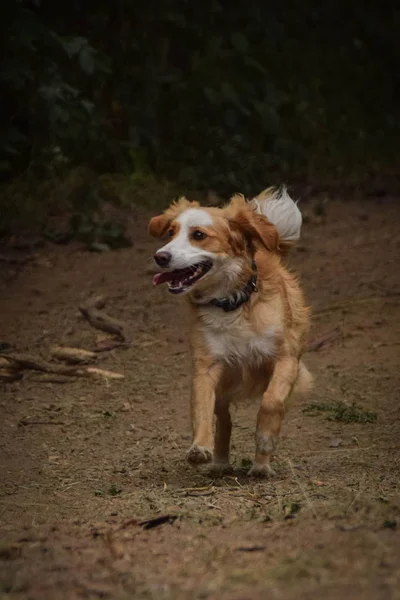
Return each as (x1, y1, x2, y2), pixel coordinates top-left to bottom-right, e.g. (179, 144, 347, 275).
(158, 208, 215, 269)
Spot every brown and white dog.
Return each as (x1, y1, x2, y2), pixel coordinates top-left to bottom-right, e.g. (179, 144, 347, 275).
(149, 188, 312, 476)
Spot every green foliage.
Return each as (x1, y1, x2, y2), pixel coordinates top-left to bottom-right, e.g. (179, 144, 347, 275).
(108, 484, 122, 496)
(303, 401, 377, 424)
(383, 520, 397, 530)
(1, 1, 399, 198)
(94, 484, 122, 497)
(69, 214, 132, 250)
(0, 0, 109, 176)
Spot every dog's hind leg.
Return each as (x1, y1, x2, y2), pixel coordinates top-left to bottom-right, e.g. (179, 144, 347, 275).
(249, 356, 299, 477)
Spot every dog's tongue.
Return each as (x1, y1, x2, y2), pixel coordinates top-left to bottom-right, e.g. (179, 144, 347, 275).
(152, 269, 190, 286)
(152, 272, 174, 286)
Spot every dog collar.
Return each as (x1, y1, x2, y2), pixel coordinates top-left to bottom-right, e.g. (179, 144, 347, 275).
(207, 261, 258, 312)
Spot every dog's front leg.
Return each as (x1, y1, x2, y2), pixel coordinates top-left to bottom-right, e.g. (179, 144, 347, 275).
(250, 356, 299, 477)
(187, 361, 222, 465)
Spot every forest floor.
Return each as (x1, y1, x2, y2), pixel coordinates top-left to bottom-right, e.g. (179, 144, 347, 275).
(0, 193, 399, 600)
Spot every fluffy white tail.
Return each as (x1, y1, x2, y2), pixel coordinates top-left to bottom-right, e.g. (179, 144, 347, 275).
(250, 186, 302, 242)
(293, 361, 314, 394)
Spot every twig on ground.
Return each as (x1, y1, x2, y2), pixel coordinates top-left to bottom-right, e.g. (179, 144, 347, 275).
(49, 346, 97, 364)
(0, 368, 23, 382)
(79, 295, 131, 342)
(0, 354, 83, 375)
(235, 545, 266, 552)
(118, 515, 178, 531)
(85, 367, 124, 380)
(139, 515, 178, 530)
(19, 418, 65, 426)
(0, 354, 124, 380)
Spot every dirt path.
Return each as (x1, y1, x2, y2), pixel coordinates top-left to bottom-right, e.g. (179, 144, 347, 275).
(0, 197, 399, 600)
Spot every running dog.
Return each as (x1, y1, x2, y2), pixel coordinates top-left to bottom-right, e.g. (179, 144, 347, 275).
(149, 188, 312, 475)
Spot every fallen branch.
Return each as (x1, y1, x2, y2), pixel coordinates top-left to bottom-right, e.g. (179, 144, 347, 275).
(235, 545, 266, 553)
(0, 354, 80, 375)
(86, 367, 124, 380)
(49, 346, 97, 364)
(119, 515, 178, 531)
(0, 368, 23, 382)
(79, 295, 131, 342)
(139, 515, 178, 530)
(0, 354, 124, 381)
(19, 418, 65, 426)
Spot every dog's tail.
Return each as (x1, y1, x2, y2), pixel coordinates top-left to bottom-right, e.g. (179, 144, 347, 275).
(250, 186, 302, 242)
(293, 361, 313, 394)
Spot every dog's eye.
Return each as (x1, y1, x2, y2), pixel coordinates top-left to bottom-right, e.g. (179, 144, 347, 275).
(192, 230, 207, 241)
(167, 228, 174, 238)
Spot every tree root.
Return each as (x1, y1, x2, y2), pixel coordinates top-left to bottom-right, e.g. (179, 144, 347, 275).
(79, 295, 131, 343)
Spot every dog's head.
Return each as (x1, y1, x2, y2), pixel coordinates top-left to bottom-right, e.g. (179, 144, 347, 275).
(148, 194, 286, 297)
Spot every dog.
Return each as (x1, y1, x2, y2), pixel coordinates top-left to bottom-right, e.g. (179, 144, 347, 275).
(148, 187, 312, 476)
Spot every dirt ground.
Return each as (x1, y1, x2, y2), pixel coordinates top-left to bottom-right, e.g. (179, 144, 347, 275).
(0, 194, 399, 600)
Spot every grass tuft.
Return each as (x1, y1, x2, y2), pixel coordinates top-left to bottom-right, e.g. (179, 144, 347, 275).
(302, 401, 377, 423)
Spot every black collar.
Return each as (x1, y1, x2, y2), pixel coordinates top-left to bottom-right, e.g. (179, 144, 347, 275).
(205, 260, 258, 312)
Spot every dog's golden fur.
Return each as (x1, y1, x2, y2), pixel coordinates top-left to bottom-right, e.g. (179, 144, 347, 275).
(149, 190, 312, 476)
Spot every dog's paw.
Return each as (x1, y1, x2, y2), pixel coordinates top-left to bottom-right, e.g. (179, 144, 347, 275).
(187, 444, 213, 465)
(247, 462, 275, 478)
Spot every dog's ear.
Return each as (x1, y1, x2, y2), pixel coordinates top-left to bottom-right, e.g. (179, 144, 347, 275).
(148, 197, 200, 238)
(231, 209, 280, 252)
(148, 214, 170, 238)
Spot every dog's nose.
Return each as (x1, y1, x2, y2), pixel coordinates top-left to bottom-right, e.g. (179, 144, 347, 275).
(154, 251, 172, 268)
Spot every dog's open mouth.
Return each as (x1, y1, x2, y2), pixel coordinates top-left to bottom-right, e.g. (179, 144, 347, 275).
(152, 261, 213, 294)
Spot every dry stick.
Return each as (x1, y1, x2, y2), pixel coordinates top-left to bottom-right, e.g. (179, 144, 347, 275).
(0, 354, 124, 380)
(0, 368, 23, 382)
(49, 346, 97, 364)
(79, 295, 131, 343)
(19, 419, 65, 426)
(0, 354, 84, 376)
(85, 367, 124, 380)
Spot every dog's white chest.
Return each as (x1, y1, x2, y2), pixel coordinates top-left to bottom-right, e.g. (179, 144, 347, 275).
(201, 313, 276, 364)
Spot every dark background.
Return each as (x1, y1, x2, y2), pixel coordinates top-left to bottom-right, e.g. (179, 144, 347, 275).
(1, 0, 399, 233)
